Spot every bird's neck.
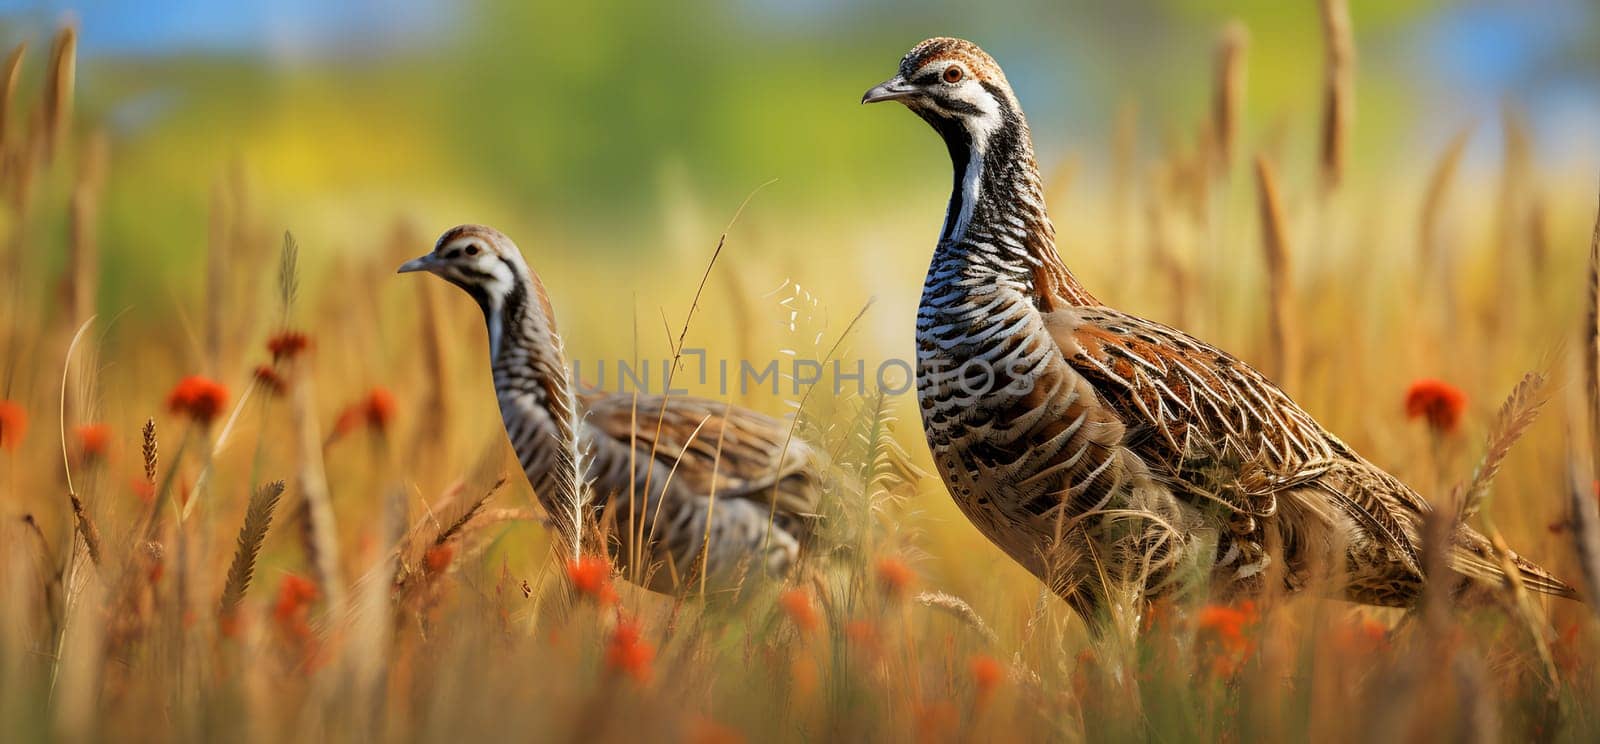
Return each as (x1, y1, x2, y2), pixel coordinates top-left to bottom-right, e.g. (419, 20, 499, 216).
(477, 267, 582, 502)
(929, 110, 1096, 308)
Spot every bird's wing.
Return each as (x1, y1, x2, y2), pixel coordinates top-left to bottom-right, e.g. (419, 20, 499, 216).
(580, 393, 821, 518)
(1043, 305, 1424, 560)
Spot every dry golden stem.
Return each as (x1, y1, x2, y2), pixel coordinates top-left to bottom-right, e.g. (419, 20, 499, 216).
(1211, 21, 1248, 175)
(1253, 155, 1296, 386)
(63, 133, 106, 334)
(0, 43, 25, 153)
(1317, 0, 1355, 194)
(1587, 183, 1600, 497)
(40, 26, 75, 163)
(289, 357, 344, 612)
(218, 480, 286, 623)
(1417, 128, 1472, 316)
(204, 181, 229, 377)
(68, 493, 100, 568)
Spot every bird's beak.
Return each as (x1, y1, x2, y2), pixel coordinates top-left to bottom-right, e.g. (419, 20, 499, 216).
(397, 254, 436, 274)
(861, 75, 916, 105)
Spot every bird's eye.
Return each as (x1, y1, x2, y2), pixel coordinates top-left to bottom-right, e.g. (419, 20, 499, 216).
(465, 245, 480, 256)
(943, 66, 963, 83)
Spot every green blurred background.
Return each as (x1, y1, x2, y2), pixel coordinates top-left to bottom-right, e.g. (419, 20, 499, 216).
(0, 0, 1593, 304)
(0, 0, 1596, 409)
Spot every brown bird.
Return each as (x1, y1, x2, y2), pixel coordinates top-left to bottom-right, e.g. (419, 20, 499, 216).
(863, 37, 1575, 627)
(400, 225, 822, 594)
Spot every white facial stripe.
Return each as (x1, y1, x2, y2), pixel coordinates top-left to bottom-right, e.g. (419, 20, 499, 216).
(949, 143, 982, 243)
(910, 65, 1002, 245)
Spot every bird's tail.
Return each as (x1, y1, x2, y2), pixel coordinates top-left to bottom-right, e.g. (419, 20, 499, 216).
(1450, 534, 1581, 601)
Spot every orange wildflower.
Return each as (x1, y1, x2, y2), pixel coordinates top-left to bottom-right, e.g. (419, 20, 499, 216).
(73, 422, 111, 461)
(604, 618, 655, 684)
(843, 619, 879, 651)
(566, 555, 617, 606)
(167, 376, 229, 425)
(0, 400, 26, 452)
(330, 387, 397, 441)
(253, 364, 286, 396)
(1404, 378, 1466, 434)
(1196, 600, 1258, 675)
(969, 654, 1004, 702)
(273, 574, 319, 641)
(874, 557, 914, 598)
(778, 588, 819, 634)
(686, 716, 746, 744)
(424, 543, 455, 574)
(365, 386, 396, 431)
(266, 331, 310, 362)
(131, 476, 156, 504)
(914, 701, 959, 740)
(1331, 616, 1390, 656)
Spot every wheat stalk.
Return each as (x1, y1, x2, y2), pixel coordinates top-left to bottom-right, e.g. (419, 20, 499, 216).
(1417, 127, 1472, 295)
(915, 590, 998, 645)
(204, 181, 229, 376)
(1253, 155, 1296, 386)
(1581, 184, 1600, 611)
(1586, 183, 1600, 479)
(218, 480, 286, 622)
(1317, 0, 1354, 194)
(1458, 372, 1546, 520)
(0, 42, 24, 153)
(1564, 454, 1600, 611)
(68, 493, 101, 569)
(433, 475, 502, 549)
(141, 417, 157, 487)
(40, 26, 75, 163)
(278, 231, 300, 324)
(63, 134, 106, 332)
(1211, 21, 1248, 175)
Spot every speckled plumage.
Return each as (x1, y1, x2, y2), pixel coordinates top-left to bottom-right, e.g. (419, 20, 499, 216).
(868, 38, 1574, 624)
(402, 225, 822, 594)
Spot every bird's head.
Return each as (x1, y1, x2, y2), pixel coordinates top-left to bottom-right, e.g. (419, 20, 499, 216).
(397, 224, 527, 306)
(861, 37, 1021, 148)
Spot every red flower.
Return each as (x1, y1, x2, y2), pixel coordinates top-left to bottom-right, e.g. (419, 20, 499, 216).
(779, 589, 819, 634)
(566, 556, 617, 606)
(273, 574, 320, 640)
(167, 376, 230, 425)
(1196, 600, 1258, 675)
(131, 476, 156, 504)
(604, 618, 655, 683)
(1331, 616, 1389, 656)
(424, 543, 455, 574)
(253, 365, 286, 396)
(267, 331, 310, 362)
(914, 702, 959, 740)
(687, 717, 746, 744)
(330, 387, 397, 442)
(73, 423, 111, 461)
(843, 619, 879, 651)
(875, 557, 915, 598)
(969, 654, 1004, 702)
(365, 387, 396, 432)
(0, 400, 26, 452)
(1404, 378, 1466, 434)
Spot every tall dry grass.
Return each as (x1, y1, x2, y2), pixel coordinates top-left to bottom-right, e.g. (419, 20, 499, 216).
(0, 12, 1596, 744)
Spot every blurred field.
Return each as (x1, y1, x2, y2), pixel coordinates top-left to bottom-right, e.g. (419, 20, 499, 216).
(2, 1, 1599, 741)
